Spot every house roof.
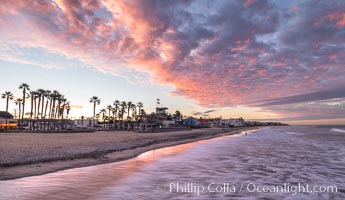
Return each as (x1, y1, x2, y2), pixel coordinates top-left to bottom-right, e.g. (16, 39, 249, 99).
(0, 111, 14, 118)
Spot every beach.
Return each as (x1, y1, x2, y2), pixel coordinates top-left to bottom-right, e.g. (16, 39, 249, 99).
(1, 126, 343, 199)
(0, 127, 255, 180)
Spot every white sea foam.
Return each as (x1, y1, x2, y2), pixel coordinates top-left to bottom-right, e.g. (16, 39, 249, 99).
(285, 131, 303, 135)
(330, 128, 345, 133)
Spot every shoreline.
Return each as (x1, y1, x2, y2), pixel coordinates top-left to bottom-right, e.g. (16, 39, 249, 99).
(0, 127, 258, 180)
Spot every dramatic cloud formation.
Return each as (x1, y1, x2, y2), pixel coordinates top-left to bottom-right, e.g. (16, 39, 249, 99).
(0, 0, 344, 121)
(192, 109, 217, 116)
(255, 98, 345, 121)
(255, 87, 345, 107)
(203, 110, 217, 114)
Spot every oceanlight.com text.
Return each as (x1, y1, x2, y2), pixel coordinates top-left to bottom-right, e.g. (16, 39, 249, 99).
(168, 182, 338, 195)
(245, 183, 338, 195)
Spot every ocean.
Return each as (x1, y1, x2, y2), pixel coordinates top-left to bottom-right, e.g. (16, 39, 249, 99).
(1, 126, 344, 199)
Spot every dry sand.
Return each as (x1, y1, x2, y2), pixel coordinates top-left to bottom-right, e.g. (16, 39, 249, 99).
(0, 127, 257, 180)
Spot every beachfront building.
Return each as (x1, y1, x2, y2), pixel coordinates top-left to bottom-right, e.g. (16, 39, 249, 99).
(74, 118, 98, 128)
(204, 117, 245, 127)
(0, 111, 18, 131)
(154, 107, 177, 127)
(135, 105, 188, 132)
(24, 118, 74, 131)
(228, 118, 245, 127)
(182, 117, 198, 127)
(219, 118, 245, 127)
(0, 111, 14, 119)
(161, 119, 176, 128)
(182, 117, 212, 128)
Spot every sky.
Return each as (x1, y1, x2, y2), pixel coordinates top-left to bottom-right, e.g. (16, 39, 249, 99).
(0, 0, 344, 125)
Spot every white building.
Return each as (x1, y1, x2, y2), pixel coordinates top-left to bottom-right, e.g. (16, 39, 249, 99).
(161, 119, 176, 128)
(219, 118, 245, 127)
(74, 118, 98, 128)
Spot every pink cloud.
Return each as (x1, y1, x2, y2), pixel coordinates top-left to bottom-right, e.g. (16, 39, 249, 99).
(290, 6, 298, 13)
(0, 0, 344, 110)
(243, 0, 255, 9)
(314, 12, 345, 28)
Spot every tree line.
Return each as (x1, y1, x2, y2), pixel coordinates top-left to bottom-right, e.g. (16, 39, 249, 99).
(89, 96, 145, 122)
(2, 83, 71, 121)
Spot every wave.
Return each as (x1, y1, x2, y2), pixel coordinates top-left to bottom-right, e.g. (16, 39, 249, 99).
(285, 131, 303, 135)
(330, 128, 345, 133)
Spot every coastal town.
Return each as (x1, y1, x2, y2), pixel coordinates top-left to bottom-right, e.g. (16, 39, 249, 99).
(0, 83, 286, 133)
(0, 82, 289, 181)
(0, 83, 285, 180)
(0, 1, 343, 199)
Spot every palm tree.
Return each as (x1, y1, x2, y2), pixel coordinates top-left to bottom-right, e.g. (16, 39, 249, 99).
(120, 101, 127, 120)
(110, 107, 117, 127)
(2, 91, 14, 112)
(137, 102, 143, 115)
(40, 89, 46, 119)
(127, 101, 132, 120)
(36, 89, 45, 119)
(60, 98, 67, 119)
(54, 93, 64, 119)
(2, 91, 14, 130)
(47, 91, 53, 119)
(28, 91, 37, 119)
(113, 100, 120, 121)
(14, 98, 23, 120)
(19, 83, 30, 120)
(27, 91, 36, 131)
(117, 108, 123, 120)
(131, 104, 137, 119)
(49, 90, 59, 119)
(44, 90, 51, 118)
(33, 93, 38, 119)
(100, 108, 107, 123)
(106, 105, 112, 118)
(89, 96, 101, 119)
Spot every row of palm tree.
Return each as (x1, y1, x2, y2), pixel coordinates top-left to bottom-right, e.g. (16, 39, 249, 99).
(1, 83, 71, 121)
(89, 96, 145, 122)
(29, 89, 71, 120)
(2, 84, 29, 122)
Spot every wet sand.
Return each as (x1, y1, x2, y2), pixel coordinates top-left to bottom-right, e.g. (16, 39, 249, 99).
(0, 127, 256, 180)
